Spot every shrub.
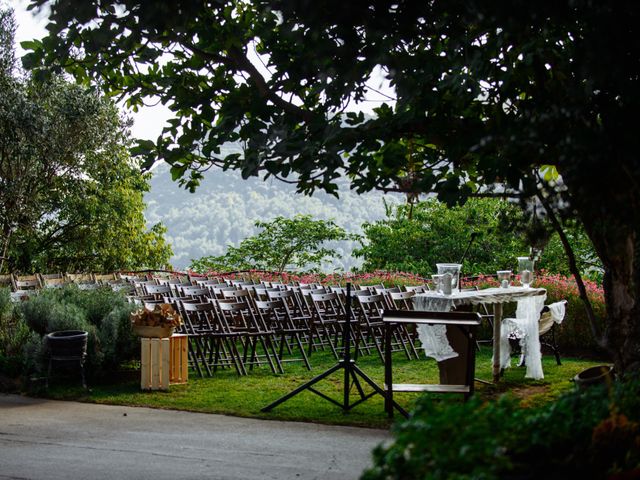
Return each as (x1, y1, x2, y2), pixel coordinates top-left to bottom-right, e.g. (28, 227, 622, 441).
(98, 304, 137, 371)
(353, 198, 527, 277)
(0, 288, 31, 378)
(22, 332, 46, 377)
(362, 376, 640, 479)
(18, 285, 137, 379)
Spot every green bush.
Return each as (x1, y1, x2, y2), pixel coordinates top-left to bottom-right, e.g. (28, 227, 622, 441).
(0, 288, 32, 377)
(363, 376, 640, 479)
(354, 198, 528, 277)
(17, 285, 137, 379)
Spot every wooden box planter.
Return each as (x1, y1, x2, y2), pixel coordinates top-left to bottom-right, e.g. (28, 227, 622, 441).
(140, 334, 188, 391)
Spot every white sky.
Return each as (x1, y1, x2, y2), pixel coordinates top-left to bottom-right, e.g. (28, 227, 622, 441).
(13, 0, 171, 141)
(12, 1, 394, 142)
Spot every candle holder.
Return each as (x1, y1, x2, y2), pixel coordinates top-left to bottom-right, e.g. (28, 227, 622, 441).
(517, 257, 535, 288)
(497, 270, 512, 288)
(436, 263, 462, 293)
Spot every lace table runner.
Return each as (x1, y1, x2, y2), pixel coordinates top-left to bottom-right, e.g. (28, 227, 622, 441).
(414, 287, 546, 363)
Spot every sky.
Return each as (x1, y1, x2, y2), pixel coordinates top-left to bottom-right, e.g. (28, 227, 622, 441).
(13, 0, 171, 141)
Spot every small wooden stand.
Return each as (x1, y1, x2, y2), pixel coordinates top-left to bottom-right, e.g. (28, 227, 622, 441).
(383, 310, 481, 418)
(140, 334, 188, 391)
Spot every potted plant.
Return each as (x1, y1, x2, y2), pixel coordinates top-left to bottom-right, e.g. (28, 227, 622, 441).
(130, 304, 183, 338)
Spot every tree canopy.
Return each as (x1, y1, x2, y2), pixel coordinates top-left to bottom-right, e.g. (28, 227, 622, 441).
(190, 214, 353, 274)
(22, 1, 640, 371)
(0, 6, 172, 273)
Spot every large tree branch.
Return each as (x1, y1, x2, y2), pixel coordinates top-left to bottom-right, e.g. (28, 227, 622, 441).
(536, 190, 605, 348)
(182, 39, 316, 123)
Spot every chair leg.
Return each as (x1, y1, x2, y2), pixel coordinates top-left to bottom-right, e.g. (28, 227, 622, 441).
(80, 360, 87, 390)
(553, 347, 562, 365)
(46, 358, 52, 389)
(551, 327, 561, 365)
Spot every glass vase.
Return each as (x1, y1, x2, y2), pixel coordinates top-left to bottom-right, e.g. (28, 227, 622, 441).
(436, 263, 462, 293)
(517, 257, 535, 288)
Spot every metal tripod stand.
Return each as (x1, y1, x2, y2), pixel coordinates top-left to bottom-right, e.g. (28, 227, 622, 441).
(261, 283, 404, 414)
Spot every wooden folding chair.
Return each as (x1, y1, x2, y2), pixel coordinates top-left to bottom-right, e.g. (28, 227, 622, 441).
(217, 301, 283, 374)
(181, 301, 246, 376)
(254, 299, 311, 370)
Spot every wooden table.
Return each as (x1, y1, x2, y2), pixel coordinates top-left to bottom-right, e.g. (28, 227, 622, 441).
(414, 287, 547, 382)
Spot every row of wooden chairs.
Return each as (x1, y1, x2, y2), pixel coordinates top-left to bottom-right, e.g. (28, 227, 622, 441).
(3, 272, 126, 301)
(126, 277, 436, 377)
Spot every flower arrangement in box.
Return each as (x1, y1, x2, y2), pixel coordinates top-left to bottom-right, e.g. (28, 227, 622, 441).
(130, 303, 183, 338)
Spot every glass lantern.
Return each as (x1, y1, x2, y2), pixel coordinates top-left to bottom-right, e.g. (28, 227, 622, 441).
(517, 257, 535, 288)
(436, 263, 462, 293)
(496, 270, 512, 288)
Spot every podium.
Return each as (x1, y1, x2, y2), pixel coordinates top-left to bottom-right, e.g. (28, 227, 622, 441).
(383, 310, 481, 418)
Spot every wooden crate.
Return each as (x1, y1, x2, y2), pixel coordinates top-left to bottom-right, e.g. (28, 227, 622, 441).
(140, 335, 188, 391)
(169, 334, 188, 385)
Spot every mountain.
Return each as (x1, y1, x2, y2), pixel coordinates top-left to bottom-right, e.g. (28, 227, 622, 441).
(144, 163, 403, 271)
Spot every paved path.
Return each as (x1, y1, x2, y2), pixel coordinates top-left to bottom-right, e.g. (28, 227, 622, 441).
(0, 395, 389, 480)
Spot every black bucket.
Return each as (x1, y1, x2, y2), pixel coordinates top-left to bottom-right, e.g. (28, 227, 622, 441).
(573, 365, 614, 389)
(46, 330, 88, 359)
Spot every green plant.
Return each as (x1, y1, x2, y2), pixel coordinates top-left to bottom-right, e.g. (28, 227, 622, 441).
(354, 198, 527, 277)
(0, 288, 30, 378)
(362, 376, 640, 479)
(191, 214, 355, 273)
(0, 7, 172, 274)
(17, 285, 137, 379)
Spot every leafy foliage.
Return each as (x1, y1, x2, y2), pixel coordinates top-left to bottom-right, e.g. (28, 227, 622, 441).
(363, 376, 640, 479)
(190, 214, 355, 273)
(354, 198, 527, 276)
(0, 6, 172, 273)
(16, 285, 137, 377)
(537, 220, 603, 283)
(355, 197, 601, 282)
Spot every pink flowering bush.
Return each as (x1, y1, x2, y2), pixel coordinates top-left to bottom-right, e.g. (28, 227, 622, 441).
(533, 271, 606, 351)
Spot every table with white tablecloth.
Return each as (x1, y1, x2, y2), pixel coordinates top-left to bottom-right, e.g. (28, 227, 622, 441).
(414, 287, 547, 382)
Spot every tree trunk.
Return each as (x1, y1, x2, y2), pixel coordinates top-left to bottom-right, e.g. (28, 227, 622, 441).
(599, 232, 640, 373)
(560, 151, 640, 374)
(0, 225, 11, 274)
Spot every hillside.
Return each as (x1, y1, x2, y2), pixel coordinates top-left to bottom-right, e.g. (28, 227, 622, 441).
(144, 163, 403, 271)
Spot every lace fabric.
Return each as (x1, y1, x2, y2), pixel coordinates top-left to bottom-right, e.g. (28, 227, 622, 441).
(414, 296, 459, 361)
(417, 324, 459, 361)
(413, 288, 547, 368)
(499, 295, 548, 379)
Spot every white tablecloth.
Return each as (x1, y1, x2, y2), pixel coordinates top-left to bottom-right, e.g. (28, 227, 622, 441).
(413, 287, 547, 377)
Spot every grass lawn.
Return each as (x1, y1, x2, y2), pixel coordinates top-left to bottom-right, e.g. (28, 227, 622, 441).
(42, 345, 605, 429)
